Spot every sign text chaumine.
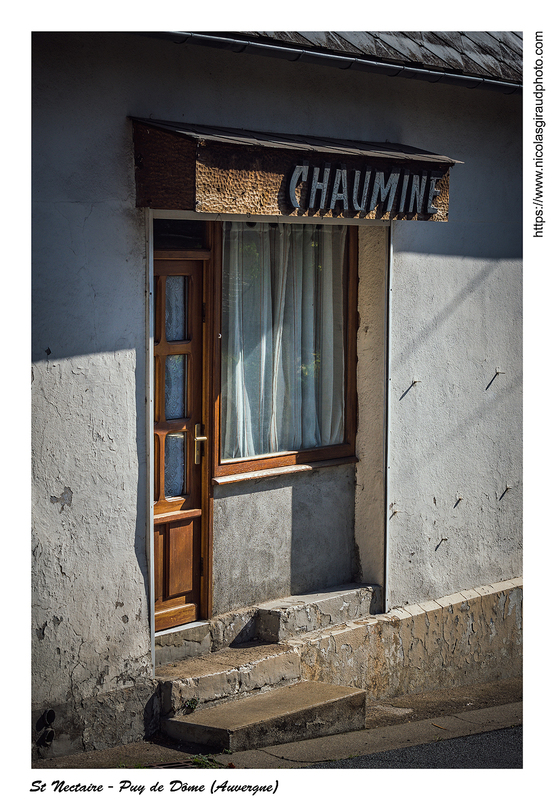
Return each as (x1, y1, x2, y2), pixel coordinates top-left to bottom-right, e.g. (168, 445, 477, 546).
(288, 162, 444, 217)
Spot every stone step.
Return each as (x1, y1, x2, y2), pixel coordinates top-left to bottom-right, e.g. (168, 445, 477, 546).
(155, 583, 382, 665)
(256, 583, 379, 642)
(160, 680, 366, 752)
(156, 643, 301, 716)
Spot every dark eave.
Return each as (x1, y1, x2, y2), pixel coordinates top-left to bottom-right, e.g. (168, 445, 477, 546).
(137, 31, 522, 94)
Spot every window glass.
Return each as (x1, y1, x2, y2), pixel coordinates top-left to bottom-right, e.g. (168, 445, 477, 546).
(165, 354, 188, 420)
(221, 222, 347, 460)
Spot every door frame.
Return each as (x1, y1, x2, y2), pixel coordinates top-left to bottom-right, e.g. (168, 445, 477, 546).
(147, 211, 216, 656)
(145, 211, 377, 651)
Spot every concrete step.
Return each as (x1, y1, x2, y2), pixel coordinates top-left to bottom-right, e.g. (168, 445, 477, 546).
(256, 583, 379, 642)
(160, 680, 366, 752)
(156, 642, 301, 716)
(155, 583, 382, 665)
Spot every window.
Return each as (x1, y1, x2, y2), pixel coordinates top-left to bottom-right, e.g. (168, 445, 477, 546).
(216, 221, 357, 474)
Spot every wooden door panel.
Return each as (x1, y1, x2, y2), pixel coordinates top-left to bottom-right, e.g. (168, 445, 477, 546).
(167, 519, 195, 597)
(154, 525, 164, 604)
(154, 255, 205, 632)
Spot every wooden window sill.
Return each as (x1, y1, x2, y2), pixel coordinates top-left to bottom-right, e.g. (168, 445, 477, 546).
(212, 455, 358, 485)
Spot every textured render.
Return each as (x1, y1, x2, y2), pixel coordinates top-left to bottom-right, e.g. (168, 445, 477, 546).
(32, 681, 160, 761)
(384, 78, 522, 607)
(195, 141, 450, 220)
(212, 465, 357, 615)
(32, 352, 151, 704)
(132, 117, 452, 219)
(355, 226, 388, 593)
(32, 34, 152, 749)
(386, 242, 522, 606)
(296, 580, 522, 699)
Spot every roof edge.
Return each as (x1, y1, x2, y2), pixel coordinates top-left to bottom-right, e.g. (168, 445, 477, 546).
(137, 31, 522, 94)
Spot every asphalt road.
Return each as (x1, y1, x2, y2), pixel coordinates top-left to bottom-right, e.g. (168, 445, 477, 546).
(304, 726, 523, 769)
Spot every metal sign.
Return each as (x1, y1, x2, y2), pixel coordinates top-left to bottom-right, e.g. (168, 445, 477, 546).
(288, 163, 444, 217)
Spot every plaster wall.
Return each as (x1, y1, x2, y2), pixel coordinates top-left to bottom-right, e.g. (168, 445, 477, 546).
(212, 466, 357, 615)
(32, 36, 152, 715)
(298, 580, 523, 697)
(386, 88, 522, 606)
(355, 227, 389, 590)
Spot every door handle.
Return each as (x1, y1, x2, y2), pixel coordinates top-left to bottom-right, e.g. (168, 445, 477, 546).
(194, 423, 208, 465)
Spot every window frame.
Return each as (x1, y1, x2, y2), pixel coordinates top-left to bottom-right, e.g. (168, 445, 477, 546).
(212, 222, 358, 478)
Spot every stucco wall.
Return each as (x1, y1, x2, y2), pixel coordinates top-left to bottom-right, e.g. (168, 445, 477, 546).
(386, 83, 522, 607)
(298, 579, 523, 697)
(212, 465, 357, 615)
(355, 226, 389, 592)
(32, 35, 152, 715)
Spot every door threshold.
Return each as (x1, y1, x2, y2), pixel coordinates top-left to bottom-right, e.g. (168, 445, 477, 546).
(155, 619, 209, 638)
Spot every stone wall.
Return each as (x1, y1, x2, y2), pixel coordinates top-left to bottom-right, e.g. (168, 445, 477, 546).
(296, 579, 523, 698)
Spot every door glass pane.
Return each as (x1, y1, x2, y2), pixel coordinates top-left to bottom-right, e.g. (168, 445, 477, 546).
(165, 433, 186, 498)
(165, 355, 188, 420)
(166, 276, 188, 341)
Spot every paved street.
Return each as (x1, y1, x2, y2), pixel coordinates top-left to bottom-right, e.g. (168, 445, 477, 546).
(304, 725, 522, 769)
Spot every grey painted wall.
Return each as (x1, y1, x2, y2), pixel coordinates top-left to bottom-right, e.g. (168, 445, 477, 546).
(33, 34, 151, 711)
(213, 466, 357, 615)
(355, 226, 389, 592)
(32, 32, 522, 716)
(386, 82, 522, 607)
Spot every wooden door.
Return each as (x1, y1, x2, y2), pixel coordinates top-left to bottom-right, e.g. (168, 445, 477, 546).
(153, 254, 206, 632)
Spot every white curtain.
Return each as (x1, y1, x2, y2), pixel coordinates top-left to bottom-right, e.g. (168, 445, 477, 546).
(221, 222, 347, 460)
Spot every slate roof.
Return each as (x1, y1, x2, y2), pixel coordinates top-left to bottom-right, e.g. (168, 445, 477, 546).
(198, 31, 523, 85)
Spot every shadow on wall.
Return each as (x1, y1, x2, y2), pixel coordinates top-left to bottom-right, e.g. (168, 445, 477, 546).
(391, 258, 515, 374)
(421, 372, 522, 466)
(290, 465, 357, 595)
(390, 249, 522, 468)
(212, 465, 357, 614)
(393, 215, 522, 260)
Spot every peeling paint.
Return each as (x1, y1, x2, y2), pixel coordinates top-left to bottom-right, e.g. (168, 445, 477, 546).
(299, 582, 522, 699)
(50, 487, 73, 512)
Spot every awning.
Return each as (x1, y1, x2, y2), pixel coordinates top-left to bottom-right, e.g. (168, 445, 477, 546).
(132, 117, 460, 165)
(132, 118, 459, 221)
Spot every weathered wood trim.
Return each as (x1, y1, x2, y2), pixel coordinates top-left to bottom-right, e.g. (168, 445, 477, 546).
(212, 455, 359, 485)
(133, 120, 451, 221)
